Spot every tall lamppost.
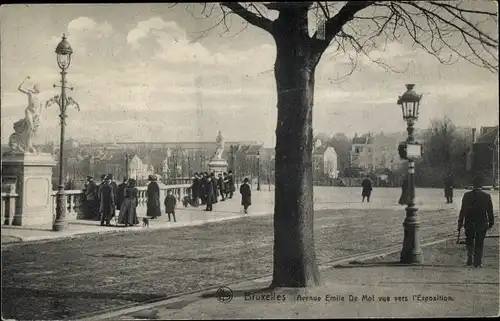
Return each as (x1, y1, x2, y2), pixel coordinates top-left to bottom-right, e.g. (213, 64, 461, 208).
(257, 150, 261, 191)
(397, 84, 423, 264)
(49, 34, 79, 232)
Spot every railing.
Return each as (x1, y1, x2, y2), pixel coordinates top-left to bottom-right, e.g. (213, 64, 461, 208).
(1, 192, 19, 226)
(49, 184, 191, 220)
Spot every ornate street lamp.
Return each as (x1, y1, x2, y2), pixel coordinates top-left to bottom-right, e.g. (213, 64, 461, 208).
(48, 34, 79, 232)
(257, 150, 261, 191)
(397, 84, 423, 264)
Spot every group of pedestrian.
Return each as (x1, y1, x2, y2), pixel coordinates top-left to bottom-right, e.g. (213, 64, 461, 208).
(83, 174, 140, 227)
(189, 171, 235, 211)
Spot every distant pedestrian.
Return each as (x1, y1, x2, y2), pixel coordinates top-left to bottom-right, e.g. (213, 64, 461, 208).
(240, 177, 251, 214)
(84, 176, 98, 219)
(116, 177, 128, 211)
(361, 175, 373, 202)
(223, 172, 230, 199)
(218, 173, 225, 201)
(108, 174, 118, 204)
(444, 172, 454, 203)
(146, 174, 161, 219)
(457, 175, 495, 267)
(398, 175, 409, 206)
(164, 189, 177, 222)
(204, 174, 216, 212)
(118, 179, 140, 227)
(191, 173, 200, 207)
(211, 172, 218, 203)
(228, 170, 235, 199)
(199, 173, 207, 205)
(99, 176, 115, 226)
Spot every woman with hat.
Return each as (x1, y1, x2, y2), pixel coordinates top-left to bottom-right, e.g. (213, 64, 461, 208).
(240, 177, 252, 214)
(117, 179, 139, 227)
(146, 174, 162, 219)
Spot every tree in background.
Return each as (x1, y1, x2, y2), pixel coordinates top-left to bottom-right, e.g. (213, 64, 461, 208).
(415, 117, 470, 187)
(331, 133, 352, 171)
(183, 1, 497, 288)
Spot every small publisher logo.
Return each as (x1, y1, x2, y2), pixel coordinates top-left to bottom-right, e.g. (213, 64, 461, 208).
(216, 286, 233, 303)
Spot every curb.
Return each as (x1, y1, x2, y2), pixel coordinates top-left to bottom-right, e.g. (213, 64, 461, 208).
(78, 235, 455, 321)
(1, 211, 272, 247)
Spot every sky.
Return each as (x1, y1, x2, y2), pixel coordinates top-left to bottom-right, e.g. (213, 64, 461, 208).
(1, 3, 498, 147)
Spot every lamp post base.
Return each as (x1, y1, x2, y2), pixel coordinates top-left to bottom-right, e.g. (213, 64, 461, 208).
(400, 207, 423, 264)
(52, 188, 68, 232)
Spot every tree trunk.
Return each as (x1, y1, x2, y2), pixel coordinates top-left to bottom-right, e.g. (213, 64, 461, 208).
(270, 12, 324, 288)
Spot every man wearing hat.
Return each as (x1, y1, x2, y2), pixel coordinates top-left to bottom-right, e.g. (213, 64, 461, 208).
(458, 175, 495, 267)
(84, 176, 98, 219)
(99, 175, 115, 226)
(116, 177, 128, 211)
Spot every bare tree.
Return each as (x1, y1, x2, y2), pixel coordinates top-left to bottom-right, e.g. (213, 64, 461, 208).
(179, 1, 498, 288)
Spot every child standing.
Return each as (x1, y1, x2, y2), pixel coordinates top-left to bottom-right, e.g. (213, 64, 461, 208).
(164, 190, 177, 222)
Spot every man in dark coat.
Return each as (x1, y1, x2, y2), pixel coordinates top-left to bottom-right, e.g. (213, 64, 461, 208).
(199, 173, 207, 205)
(218, 173, 225, 201)
(211, 172, 218, 203)
(240, 177, 251, 214)
(96, 174, 107, 220)
(361, 175, 373, 202)
(458, 175, 495, 267)
(116, 177, 128, 211)
(146, 174, 162, 219)
(228, 170, 235, 199)
(444, 172, 455, 203)
(191, 173, 200, 207)
(84, 176, 98, 219)
(204, 175, 216, 211)
(99, 176, 115, 226)
(107, 174, 118, 202)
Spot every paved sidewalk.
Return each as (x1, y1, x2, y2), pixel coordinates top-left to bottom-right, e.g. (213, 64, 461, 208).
(0, 187, 482, 244)
(93, 236, 499, 320)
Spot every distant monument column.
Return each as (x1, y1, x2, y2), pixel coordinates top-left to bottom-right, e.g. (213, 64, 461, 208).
(208, 130, 228, 176)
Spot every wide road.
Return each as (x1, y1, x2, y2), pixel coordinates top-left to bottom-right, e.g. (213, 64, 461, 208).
(2, 194, 466, 321)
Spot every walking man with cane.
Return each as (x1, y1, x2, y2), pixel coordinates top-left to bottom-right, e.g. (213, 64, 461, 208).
(457, 175, 495, 267)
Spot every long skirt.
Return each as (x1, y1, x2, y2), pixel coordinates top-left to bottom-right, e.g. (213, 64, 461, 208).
(118, 198, 139, 225)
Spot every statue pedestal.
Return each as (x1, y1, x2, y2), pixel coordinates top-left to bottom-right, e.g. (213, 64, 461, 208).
(1, 153, 56, 226)
(208, 158, 228, 177)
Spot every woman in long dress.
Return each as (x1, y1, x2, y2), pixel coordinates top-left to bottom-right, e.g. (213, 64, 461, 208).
(118, 179, 139, 227)
(146, 174, 162, 219)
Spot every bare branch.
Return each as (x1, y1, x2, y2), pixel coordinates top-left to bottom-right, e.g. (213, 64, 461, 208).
(220, 2, 274, 33)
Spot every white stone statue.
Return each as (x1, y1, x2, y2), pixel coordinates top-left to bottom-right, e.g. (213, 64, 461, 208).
(7, 77, 46, 154)
(213, 130, 225, 160)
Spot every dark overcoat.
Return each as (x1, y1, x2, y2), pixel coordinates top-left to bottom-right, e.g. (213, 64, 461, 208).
(444, 176, 454, 198)
(361, 179, 373, 197)
(205, 180, 216, 205)
(458, 189, 495, 231)
(211, 177, 219, 202)
(147, 181, 162, 218)
(192, 178, 199, 199)
(116, 182, 127, 210)
(164, 194, 177, 213)
(99, 183, 116, 220)
(398, 178, 409, 205)
(240, 183, 251, 206)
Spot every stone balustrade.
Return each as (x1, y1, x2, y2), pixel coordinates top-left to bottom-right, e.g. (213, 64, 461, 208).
(49, 184, 191, 221)
(1, 192, 19, 226)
